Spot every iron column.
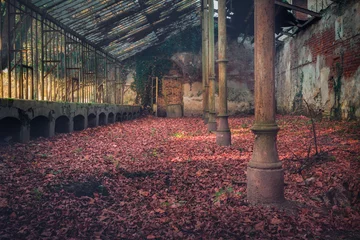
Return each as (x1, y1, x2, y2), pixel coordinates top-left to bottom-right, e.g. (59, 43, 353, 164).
(207, 0, 217, 132)
(203, 0, 209, 124)
(216, 0, 231, 146)
(247, 0, 284, 204)
(201, 1, 206, 120)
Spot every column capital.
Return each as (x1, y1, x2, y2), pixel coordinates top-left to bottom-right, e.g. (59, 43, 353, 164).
(216, 59, 229, 63)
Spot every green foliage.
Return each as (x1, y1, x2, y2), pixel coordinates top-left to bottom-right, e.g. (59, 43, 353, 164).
(213, 186, 242, 203)
(172, 132, 185, 138)
(241, 123, 248, 128)
(331, 55, 344, 119)
(130, 26, 202, 106)
(74, 147, 83, 153)
(33, 187, 43, 200)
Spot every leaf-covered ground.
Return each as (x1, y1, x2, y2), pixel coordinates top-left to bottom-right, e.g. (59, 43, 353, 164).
(0, 115, 359, 239)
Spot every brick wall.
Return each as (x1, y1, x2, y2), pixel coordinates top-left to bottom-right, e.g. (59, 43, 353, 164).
(275, 0, 360, 118)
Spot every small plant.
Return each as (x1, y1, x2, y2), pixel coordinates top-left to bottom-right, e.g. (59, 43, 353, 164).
(241, 123, 248, 128)
(173, 132, 184, 138)
(151, 128, 156, 136)
(50, 170, 62, 175)
(161, 201, 171, 207)
(40, 153, 48, 158)
(213, 186, 234, 203)
(74, 148, 83, 153)
(33, 187, 43, 200)
(151, 149, 158, 157)
(104, 155, 114, 161)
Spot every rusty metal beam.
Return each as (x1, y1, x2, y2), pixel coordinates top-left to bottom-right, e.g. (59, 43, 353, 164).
(275, 0, 322, 18)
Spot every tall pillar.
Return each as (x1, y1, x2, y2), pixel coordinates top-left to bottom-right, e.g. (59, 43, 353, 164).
(207, 0, 217, 132)
(216, 0, 231, 146)
(203, 0, 209, 124)
(247, 0, 284, 204)
(201, 2, 206, 120)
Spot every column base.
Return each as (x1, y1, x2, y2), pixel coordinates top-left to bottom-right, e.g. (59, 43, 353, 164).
(204, 111, 209, 124)
(216, 130, 231, 146)
(207, 121, 217, 132)
(247, 166, 285, 205)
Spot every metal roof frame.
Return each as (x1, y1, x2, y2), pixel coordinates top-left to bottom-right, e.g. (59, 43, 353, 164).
(18, 0, 201, 62)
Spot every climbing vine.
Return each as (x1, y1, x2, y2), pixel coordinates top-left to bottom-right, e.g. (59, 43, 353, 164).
(127, 26, 202, 106)
(331, 53, 344, 119)
(292, 70, 304, 112)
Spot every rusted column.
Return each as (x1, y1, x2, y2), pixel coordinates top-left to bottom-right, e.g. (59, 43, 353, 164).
(247, 0, 284, 204)
(207, 0, 216, 132)
(216, 0, 231, 146)
(203, 0, 209, 124)
(201, 2, 206, 119)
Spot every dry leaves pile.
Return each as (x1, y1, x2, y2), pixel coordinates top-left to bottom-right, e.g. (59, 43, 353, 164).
(0, 115, 359, 239)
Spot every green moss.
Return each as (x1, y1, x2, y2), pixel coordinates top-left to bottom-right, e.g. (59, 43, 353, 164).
(292, 70, 304, 111)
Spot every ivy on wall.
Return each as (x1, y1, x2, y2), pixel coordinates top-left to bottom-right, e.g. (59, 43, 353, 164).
(331, 55, 344, 120)
(126, 25, 202, 106)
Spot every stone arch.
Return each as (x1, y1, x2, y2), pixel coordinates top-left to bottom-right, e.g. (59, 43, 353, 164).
(116, 113, 122, 122)
(55, 116, 70, 134)
(108, 112, 115, 124)
(73, 115, 85, 131)
(88, 113, 97, 128)
(30, 116, 50, 139)
(122, 112, 127, 121)
(99, 112, 107, 126)
(0, 117, 21, 143)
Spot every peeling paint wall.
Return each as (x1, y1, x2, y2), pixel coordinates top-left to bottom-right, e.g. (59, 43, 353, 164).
(176, 39, 255, 117)
(275, 0, 360, 119)
(123, 39, 255, 116)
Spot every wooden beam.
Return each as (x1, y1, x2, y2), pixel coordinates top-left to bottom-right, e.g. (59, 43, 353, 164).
(275, 0, 322, 18)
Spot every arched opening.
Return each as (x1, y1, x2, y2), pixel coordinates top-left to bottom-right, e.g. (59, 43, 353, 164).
(0, 117, 22, 143)
(30, 116, 50, 139)
(122, 112, 127, 121)
(99, 113, 106, 126)
(88, 113, 97, 128)
(55, 116, 70, 134)
(108, 112, 115, 124)
(116, 113, 122, 122)
(73, 115, 85, 131)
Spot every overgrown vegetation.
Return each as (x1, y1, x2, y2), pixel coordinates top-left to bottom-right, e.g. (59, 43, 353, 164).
(127, 26, 202, 106)
(331, 54, 344, 120)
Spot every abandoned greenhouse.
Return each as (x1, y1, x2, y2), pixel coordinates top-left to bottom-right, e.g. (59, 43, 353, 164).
(0, 0, 359, 239)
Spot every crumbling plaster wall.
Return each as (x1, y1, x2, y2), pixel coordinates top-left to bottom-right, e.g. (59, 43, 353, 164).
(177, 39, 255, 117)
(275, 0, 360, 119)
